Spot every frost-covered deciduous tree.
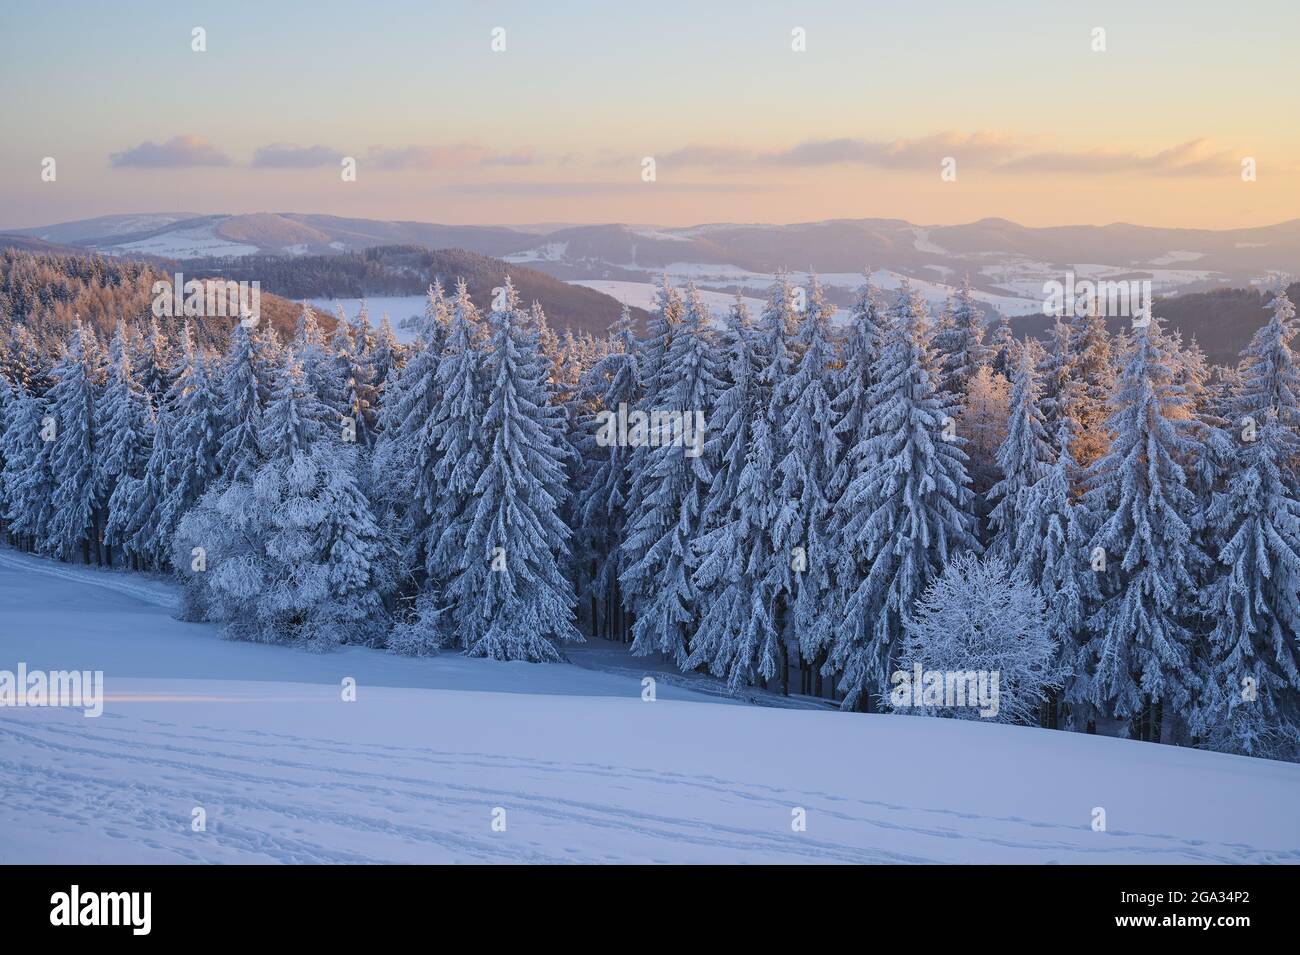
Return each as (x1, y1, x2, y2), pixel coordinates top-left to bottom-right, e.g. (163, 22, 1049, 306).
(176, 442, 392, 649)
(895, 553, 1065, 725)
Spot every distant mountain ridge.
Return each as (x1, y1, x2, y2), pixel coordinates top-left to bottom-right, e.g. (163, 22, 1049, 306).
(7, 211, 1299, 319)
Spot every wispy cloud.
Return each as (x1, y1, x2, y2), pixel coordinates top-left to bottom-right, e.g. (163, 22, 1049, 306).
(251, 143, 344, 168)
(654, 132, 1245, 178)
(764, 132, 1021, 168)
(365, 144, 538, 170)
(996, 138, 1238, 177)
(110, 135, 233, 168)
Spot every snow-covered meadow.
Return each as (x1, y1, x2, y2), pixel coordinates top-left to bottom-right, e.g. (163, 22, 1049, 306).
(2, 548, 1296, 865)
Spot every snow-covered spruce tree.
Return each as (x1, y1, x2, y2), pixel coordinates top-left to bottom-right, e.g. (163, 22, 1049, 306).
(774, 275, 839, 691)
(1013, 424, 1095, 728)
(522, 300, 579, 509)
(370, 284, 451, 575)
(622, 281, 721, 666)
(1083, 318, 1206, 740)
(1196, 413, 1300, 758)
(987, 313, 1015, 381)
(1065, 303, 1115, 470)
(987, 345, 1053, 559)
(107, 407, 172, 569)
(1037, 318, 1073, 431)
(409, 280, 452, 353)
(159, 326, 223, 545)
(1, 385, 57, 552)
(1232, 281, 1300, 477)
(294, 301, 345, 418)
(823, 275, 889, 686)
(48, 320, 106, 563)
(621, 274, 683, 626)
(369, 312, 404, 400)
(827, 281, 979, 710)
(95, 322, 153, 567)
(259, 352, 330, 460)
(351, 299, 375, 356)
(133, 314, 173, 412)
(688, 291, 785, 689)
(0, 377, 11, 540)
(215, 322, 269, 484)
(934, 275, 988, 400)
(449, 277, 580, 661)
(894, 553, 1065, 725)
(575, 303, 641, 642)
(410, 280, 487, 649)
(332, 309, 377, 448)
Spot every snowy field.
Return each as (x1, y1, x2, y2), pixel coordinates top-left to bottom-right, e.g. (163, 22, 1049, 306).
(1, 547, 1297, 864)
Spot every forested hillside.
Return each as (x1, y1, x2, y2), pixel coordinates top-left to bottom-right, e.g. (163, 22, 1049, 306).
(3, 263, 1298, 763)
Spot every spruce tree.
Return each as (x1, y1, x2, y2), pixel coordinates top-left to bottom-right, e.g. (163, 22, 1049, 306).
(774, 275, 839, 689)
(1198, 414, 1300, 756)
(1084, 318, 1205, 739)
(216, 323, 269, 484)
(95, 323, 153, 565)
(48, 320, 106, 562)
(1013, 424, 1097, 727)
(575, 303, 641, 641)
(827, 281, 979, 710)
(623, 281, 721, 666)
(454, 278, 581, 661)
(160, 326, 223, 541)
(987, 345, 1053, 558)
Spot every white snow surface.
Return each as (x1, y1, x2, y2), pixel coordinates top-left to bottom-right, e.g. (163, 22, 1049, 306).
(1, 548, 1297, 864)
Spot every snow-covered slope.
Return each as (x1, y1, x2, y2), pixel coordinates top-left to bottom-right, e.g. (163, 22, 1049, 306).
(1, 549, 1296, 864)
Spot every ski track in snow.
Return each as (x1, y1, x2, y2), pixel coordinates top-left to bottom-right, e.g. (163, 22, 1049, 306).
(4, 713, 1292, 865)
(2, 548, 1298, 864)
